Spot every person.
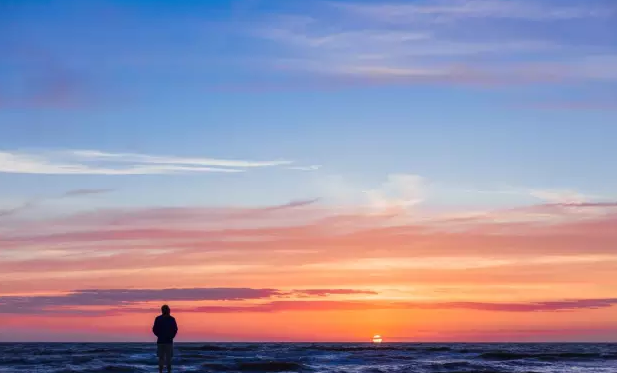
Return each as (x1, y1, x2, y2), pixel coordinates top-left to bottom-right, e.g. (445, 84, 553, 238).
(152, 305, 178, 373)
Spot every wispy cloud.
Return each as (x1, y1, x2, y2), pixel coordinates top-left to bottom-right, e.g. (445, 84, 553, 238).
(68, 150, 292, 168)
(6, 288, 617, 315)
(0, 188, 112, 218)
(3, 197, 617, 277)
(331, 0, 614, 23)
(2, 173, 617, 316)
(252, 0, 617, 87)
(161, 298, 617, 314)
(0, 149, 294, 175)
(0, 200, 39, 218)
(0, 287, 375, 314)
(183, 298, 617, 313)
(363, 174, 425, 214)
(316, 173, 426, 214)
(529, 189, 593, 204)
(519, 100, 617, 112)
(291, 289, 378, 297)
(287, 165, 322, 171)
(62, 189, 114, 197)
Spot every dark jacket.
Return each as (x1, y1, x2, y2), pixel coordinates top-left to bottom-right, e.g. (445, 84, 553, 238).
(152, 315, 178, 344)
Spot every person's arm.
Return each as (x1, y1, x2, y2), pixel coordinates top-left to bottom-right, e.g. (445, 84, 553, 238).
(152, 317, 160, 337)
(171, 318, 178, 339)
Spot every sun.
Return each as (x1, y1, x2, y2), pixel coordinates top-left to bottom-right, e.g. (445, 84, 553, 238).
(372, 334, 383, 344)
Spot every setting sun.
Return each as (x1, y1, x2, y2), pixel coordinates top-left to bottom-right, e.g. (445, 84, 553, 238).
(372, 335, 383, 344)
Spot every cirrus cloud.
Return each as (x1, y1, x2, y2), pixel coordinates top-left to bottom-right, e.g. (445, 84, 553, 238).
(0, 149, 305, 175)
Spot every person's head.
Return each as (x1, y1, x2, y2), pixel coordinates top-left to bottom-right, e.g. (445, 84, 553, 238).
(161, 304, 171, 315)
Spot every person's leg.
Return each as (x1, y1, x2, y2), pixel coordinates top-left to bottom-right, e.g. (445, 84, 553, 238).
(156, 345, 164, 373)
(166, 344, 173, 373)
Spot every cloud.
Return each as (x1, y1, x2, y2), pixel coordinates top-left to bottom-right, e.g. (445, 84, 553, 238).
(363, 174, 425, 214)
(251, 0, 617, 88)
(255, 199, 320, 212)
(169, 298, 617, 314)
(287, 165, 322, 171)
(0, 288, 281, 314)
(3, 292, 616, 315)
(0, 149, 294, 175)
(519, 100, 617, 112)
(0, 188, 113, 218)
(0, 287, 374, 314)
(0, 200, 39, 218)
(3, 174, 617, 301)
(529, 189, 592, 204)
(68, 150, 292, 168)
(331, 0, 614, 23)
(316, 173, 425, 214)
(3, 198, 617, 282)
(437, 299, 617, 312)
(290, 289, 378, 297)
(62, 189, 114, 197)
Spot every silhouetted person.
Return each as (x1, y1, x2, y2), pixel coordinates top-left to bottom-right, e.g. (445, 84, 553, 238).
(152, 305, 178, 373)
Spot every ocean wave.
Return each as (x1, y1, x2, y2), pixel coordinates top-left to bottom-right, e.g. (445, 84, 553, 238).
(179, 344, 259, 352)
(97, 365, 147, 372)
(53, 365, 149, 373)
(433, 361, 473, 369)
(236, 361, 307, 372)
(1, 343, 616, 373)
(479, 351, 617, 361)
(310, 345, 415, 352)
(360, 368, 386, 373)
(0, 357, 32, 365)
(423, 346, 451, 352)
(201, 362, 232, 371)
(200, 360, 308, 372)
(178, 344, 228, 351)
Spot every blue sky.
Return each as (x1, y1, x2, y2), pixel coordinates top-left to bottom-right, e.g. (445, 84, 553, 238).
(1, 0, 616, 213)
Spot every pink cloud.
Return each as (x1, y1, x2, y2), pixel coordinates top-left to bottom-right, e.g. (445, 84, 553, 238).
(0, 287, 377, 315)
(154, 298, 617, 314)
(2, 201, 617, 276)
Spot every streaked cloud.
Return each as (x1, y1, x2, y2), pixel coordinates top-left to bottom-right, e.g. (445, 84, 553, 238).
(331, 0, 614, 22)
(0, 188, 112, 218)
(165, 298, 617, 314)
(0, 287, 376, 314)
(5, 288, 617, 315)
(2, 174, 617, 336)
(519, 100, 617, 112)
(0, 149, 295, 175)
(287, 165, 322, 171)
(2, 193, 617, 286)
(529, 189, 592, 204)
(253, 0, 616, 87)
(68, 150, 292, 168)
(62, 189, 114, 197)
(291, 289, 378, 297)
(0, 200, 38, 218)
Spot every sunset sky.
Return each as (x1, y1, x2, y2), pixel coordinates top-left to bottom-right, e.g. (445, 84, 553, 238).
(1, 0, 617, 342)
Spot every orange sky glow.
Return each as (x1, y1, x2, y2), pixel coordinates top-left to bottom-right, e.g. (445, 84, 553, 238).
(2, 199, 617, 342)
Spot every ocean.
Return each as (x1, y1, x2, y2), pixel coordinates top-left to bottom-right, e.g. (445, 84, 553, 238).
(1, 343, 616, 372)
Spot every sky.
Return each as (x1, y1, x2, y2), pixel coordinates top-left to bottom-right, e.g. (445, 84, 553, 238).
(1, 0, 617, 342)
